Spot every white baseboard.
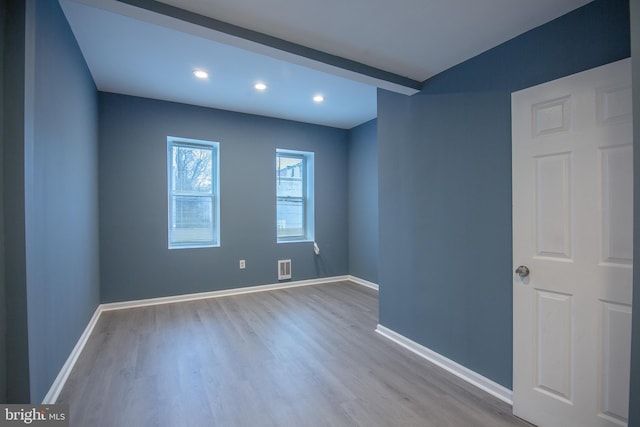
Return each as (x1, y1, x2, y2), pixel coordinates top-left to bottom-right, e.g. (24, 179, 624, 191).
(42, 306, 102, 404)
(347, 275, 379, 291)
(375, 324, 513, 405)
(101, 275, 351, 311)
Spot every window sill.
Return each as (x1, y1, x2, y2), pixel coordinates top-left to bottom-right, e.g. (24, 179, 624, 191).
(169, 243, 219, 250)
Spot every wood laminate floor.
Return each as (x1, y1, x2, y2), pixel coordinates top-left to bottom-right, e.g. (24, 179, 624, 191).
(58, 282, 532, 427)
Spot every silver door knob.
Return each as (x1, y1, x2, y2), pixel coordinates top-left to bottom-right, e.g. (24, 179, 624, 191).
(515, 265, 530, 277)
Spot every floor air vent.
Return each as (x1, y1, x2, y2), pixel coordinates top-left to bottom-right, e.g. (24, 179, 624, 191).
(278, 259, 292, 280)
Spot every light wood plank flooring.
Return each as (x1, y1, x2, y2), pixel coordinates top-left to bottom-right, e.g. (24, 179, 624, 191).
(57, 282, 532, 426)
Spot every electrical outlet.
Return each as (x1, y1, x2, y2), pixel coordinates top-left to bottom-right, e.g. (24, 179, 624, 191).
(239, 260, 246, 269)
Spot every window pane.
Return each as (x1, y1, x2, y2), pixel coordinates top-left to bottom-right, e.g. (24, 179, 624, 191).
(277, 198, 304, 238)
(277, 154, 305, 239)
(171, 146, 212, 194)
(170, 196, 214, 245)
(168, 137, 219, 249)
(276, 156, 303, 198)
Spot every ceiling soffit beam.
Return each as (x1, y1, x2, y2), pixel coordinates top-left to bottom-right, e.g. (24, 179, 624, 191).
(108, 0, 422, 95)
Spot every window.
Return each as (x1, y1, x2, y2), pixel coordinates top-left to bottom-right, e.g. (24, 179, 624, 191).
(168, 137, 219, 248)
(276, 149, 314, 242)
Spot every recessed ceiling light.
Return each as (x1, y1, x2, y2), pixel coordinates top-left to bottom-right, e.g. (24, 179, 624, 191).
(193, 70, 208, 79)
(313, 94, 325, 103)
(254, 82, 267, 91)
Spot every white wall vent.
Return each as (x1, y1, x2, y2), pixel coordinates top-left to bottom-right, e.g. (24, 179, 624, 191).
(278, 259, 292, 280)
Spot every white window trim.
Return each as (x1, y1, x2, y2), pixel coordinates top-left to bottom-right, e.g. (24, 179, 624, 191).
(276, 148, 314, 243)
(167, 136, 220, 249)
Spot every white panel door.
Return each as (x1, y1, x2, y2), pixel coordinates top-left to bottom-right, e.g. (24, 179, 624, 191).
(512, 58, 633, 427)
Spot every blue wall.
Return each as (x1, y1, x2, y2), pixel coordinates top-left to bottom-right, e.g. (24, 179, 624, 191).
(99, 93, 348, 303)
(3, 0, 30, 403)
(22, 0, 100, 402)
(348, 119, 379, 283)
(1, 0, 100, 403)
(629, 0, 640, 425)
(377, 0, 630, 389)
(0, 0, 7, 404)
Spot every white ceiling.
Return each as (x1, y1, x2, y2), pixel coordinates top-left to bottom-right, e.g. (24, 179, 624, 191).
(60, 0, 592, 129)
(155, 0, 592, 82)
